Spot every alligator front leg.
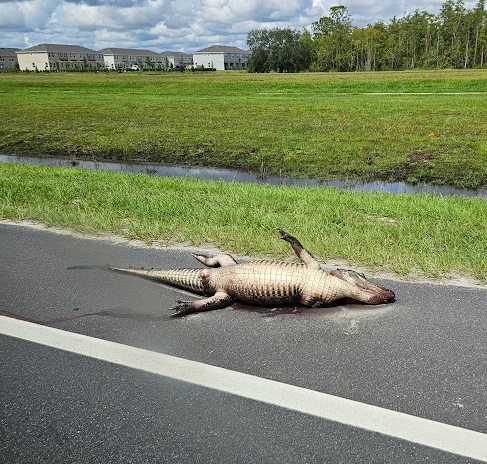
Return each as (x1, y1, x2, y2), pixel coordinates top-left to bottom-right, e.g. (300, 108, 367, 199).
(278, 229, 321, 270)
(169, 292, 234, 317)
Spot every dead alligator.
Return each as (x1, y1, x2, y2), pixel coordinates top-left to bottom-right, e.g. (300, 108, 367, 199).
(109, 229, 395, 317)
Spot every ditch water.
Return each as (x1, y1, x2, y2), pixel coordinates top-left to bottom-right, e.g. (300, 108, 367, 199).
(2, 154, 487, 199)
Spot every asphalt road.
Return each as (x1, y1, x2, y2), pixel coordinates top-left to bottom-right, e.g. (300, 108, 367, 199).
(1, 222, 487, 463)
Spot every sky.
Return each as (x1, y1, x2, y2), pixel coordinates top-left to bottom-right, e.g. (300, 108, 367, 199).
(0, 0, 479, 54)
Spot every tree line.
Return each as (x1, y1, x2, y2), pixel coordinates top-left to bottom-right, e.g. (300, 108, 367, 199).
(247, 0, 487, 72)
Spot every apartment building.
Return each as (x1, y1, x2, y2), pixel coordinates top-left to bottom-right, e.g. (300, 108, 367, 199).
(100, 48, 166, 70)
(13, 43, 250, 72)
(0, 48, 19, 70)
(192, 45, 251, 70)
(16, 44, 105, 71)
(160, 51, 193, 68)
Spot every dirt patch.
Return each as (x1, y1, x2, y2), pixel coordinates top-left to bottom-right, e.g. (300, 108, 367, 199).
(409, 150, 433, 163)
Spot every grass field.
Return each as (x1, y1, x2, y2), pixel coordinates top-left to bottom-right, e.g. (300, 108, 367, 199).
(2, 70, 487, 188)
(2, 163, 486, 282)
(2, 70, 487, 282)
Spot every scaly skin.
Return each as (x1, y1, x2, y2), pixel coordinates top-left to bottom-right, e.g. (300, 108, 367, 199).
(109, 229, 395, 317)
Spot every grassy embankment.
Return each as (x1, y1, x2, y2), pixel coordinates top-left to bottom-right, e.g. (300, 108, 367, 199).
(1, 70, 487, 188)
(1, 163, 486, 282)
(1, 70, 487, 282)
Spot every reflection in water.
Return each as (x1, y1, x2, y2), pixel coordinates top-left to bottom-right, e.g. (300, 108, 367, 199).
(2, 154, 486, 198)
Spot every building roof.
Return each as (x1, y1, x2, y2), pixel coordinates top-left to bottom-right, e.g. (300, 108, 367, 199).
(99, 47, 158, 55)
(194, 45, 250, 55)
(0, 48, 20, 56)
(17, 44, 99, 54)
(14, 43, 248, 57)
(160, 50, 192, 58)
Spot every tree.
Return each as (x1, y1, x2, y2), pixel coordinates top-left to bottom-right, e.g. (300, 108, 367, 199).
(247, 45, 270, 72)
(247, 27, 312, 73)
(397, 10, 436, 68)
(82, 56, 89, 72)
(470, 0, 486, 66)
(350, 22, 388, 71)
(246, 0, 486, 73)
(145, 56, 154, 70)
(312, 6, 353, 71)
(298, 29, 314, 70)
(439, 0, 467, 67)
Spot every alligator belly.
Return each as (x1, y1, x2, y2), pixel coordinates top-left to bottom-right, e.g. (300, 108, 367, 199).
(229, 290, 301, 306)
(219, 261, 304, 306)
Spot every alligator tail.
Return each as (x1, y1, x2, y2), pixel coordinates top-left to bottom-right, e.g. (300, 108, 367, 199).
(108, 267, 213, 295)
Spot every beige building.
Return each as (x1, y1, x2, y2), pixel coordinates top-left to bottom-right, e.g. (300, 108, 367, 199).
(193, 45, 251, 70)
(16, 44, 105, 71)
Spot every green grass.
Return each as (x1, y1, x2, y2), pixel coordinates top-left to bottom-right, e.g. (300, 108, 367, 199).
(2, 71, 487, 282)
(2, 163, 486, 282)
(1, 70, 487, 188)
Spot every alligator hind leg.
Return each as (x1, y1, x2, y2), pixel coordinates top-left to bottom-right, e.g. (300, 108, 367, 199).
(192, 254, 237, 267)
(278, 229, 321, 270)
(169, 292, 234, 317)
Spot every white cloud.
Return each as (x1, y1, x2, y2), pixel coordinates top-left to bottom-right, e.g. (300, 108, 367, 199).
(0, 3, 25, 30)
(18, 0, 60, 29)
(0, 0, 481, 53)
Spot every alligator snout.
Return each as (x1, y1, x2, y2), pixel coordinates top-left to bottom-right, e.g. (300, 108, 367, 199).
(330, 269, 396, 304)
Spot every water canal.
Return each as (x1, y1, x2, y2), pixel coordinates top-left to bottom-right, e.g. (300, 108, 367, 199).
(2, 154, 487, 199)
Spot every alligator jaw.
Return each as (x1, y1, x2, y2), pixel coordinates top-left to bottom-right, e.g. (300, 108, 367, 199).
(330, 269, 395, 304)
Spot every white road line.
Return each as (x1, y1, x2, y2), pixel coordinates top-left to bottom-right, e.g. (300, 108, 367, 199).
(1, 316, 487, 462)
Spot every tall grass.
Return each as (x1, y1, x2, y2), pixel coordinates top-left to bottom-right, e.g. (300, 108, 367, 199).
(2, 163, 486, 282)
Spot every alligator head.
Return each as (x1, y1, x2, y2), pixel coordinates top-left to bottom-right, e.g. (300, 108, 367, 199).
(330, 269, 396, 304)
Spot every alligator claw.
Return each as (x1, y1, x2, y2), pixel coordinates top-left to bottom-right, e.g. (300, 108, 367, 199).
(277, 228, 290, 239)
(278, 228, 303, 247)
(169, 301, 195, 318)
(170, 300, 193, 310)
